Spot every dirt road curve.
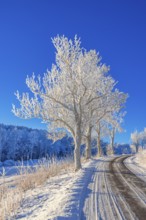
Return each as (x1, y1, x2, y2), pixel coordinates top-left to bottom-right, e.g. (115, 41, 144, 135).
(82, 156, 146, 220)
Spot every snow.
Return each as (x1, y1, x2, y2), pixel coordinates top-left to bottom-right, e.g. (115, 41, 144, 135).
(13, 159, 97, 220)
(1, 153, 146, 220)
(125, 151, 146, 182)
(0, 160, 38, 177)
(134, 150, 146, 168)
(14, 156, 136, 220)
(81, 156, 135, 220)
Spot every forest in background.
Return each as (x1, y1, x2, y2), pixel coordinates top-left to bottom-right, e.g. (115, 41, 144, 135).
(0, 124, 131, 162)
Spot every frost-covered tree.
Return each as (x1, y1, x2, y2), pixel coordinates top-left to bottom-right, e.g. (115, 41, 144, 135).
(105, 111, 125, 154)
(0, 124, 74, 161)
(139, 128, 146, 149)
(12, 35, 128, 169)
(131, 128, 146, 153)
(95, 120, 109, 157)
(131, 130, 141, 153)
(83, 77, 116, 159)
(0, 126, 7, 161)
(85, 89, 127, 158)
(93, 109, 126, 156)
(13, 36, 113, 170)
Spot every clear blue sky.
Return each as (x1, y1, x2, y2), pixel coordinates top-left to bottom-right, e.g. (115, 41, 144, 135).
(0, 0, 146, 143)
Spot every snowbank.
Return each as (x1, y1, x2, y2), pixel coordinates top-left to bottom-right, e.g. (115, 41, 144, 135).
(134, 150, 146, 168)
(15, 159, 97, 220)
(124, 151, 146, 183)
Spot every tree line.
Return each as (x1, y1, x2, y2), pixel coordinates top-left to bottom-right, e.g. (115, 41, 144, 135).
(131, 128, 146, 153)
(0, 123, 131, 163)
(0, 124, 73, 162)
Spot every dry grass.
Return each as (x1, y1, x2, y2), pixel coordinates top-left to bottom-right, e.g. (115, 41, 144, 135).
(0, 157, 74, 220)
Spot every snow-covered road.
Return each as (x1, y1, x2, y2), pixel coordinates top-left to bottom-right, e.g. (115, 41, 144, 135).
(82, 155, 146, 220)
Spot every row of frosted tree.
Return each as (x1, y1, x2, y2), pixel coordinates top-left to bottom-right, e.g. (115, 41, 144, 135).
(13, 36, 128, 170)
(0, 124, 73, 162)
(131, 128, 146, 153)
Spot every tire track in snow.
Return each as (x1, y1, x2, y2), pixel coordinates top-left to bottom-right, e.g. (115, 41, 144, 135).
(82, 157, 127, 220)
(103, 163, 125, 220)
(82, 156, 146, 220)
(109, 156, 146, 220)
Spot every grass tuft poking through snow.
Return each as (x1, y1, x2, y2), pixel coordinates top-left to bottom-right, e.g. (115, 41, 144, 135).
(0, 157, 74, 220)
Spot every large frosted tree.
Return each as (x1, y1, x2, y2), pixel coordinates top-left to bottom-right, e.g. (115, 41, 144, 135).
(13, 35, 112, 170)
(13, 35, 128, 170)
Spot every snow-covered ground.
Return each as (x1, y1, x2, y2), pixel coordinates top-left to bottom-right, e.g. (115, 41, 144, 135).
(15, 155, 146, 220)
(133, 150, 146, 168)
(125, 150, 146, 182)
(1, 153, 146, 220)
(13, 159, 98, 220)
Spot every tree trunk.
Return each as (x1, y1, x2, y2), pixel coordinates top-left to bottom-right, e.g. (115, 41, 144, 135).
(85, 127, 92, 160)
(110, 128, 115, 155)
(135, 144, 139, 153)
(97, 134, 101, 157)
(74, 124, 82, 171)
(110, 136, 114, 155)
